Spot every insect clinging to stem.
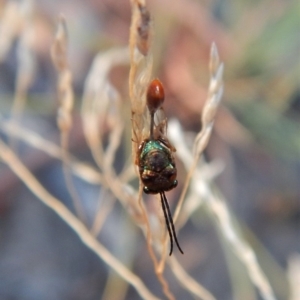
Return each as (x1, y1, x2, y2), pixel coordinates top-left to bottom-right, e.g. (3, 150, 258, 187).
(137, 78, 184, 256)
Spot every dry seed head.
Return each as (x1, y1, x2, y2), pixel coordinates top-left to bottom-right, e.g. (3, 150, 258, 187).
(209, 42, 220, 75)
(129, 0, 154, 157)
(50, 15, 68, 72)
(136, 2, 151, 56)
(193, 43, 224, 157)
(50, 16, 74, 133)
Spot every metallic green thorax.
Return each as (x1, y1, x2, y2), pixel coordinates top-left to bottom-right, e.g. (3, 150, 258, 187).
(138, 139, 177, 194)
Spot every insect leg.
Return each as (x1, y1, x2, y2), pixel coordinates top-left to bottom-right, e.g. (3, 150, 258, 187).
(160, 192, 173, 256)
(161, 192, 184, 254)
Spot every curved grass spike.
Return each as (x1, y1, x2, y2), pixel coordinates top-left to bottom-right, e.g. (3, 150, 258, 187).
(137, 78, 183, 255)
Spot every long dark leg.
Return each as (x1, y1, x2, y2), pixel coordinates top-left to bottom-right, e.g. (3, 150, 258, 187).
(160, 192, 173, 255)
(161, 192, 184, 255)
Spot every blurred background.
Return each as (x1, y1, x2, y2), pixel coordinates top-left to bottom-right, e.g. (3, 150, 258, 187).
(0, 0, 299, 299)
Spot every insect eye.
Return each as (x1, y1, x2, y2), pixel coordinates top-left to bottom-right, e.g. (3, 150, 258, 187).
(143, 186, 151, 194)
(169, 173, 177, 183)
(146, 79, 165, 114)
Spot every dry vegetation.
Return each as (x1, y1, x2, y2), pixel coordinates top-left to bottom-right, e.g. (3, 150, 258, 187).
(0, 0, 299, 299)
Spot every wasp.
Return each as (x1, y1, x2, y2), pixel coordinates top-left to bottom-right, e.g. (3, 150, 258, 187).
(137, 79, 183, 256)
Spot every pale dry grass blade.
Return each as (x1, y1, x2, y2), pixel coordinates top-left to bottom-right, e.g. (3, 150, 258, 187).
(1, 109, 177, 254)
(0, 116, 103, 184)
(169, 119, 225, 228)
(288, 254, 300, 300)
(80, 46, 137, 235)
(208, 194, 276, 300)
(10, 0, 35, 148)
(51, 15, 86, 222)
(169, 119, 276, 300)
(168, 43, 276, 300)
(118, 160, 137, 184)
(0, 104, 144, 231)
(88, 83, 124, 234)
(80, 46, 153, 244)
(102, 269, 130, 300)
(0, 1, 23, 61)
(194, 43, 224, 157)
(0, 138, 160, 300)
(173, 42, 224, 223)
(169, 256, 216, 300)
(81, 47, 128, 170)
(90, 189, 116, 236)
(51, 15, 73, 133)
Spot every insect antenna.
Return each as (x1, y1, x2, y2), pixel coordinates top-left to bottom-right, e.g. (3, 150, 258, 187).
(161, 192, 184, 255)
